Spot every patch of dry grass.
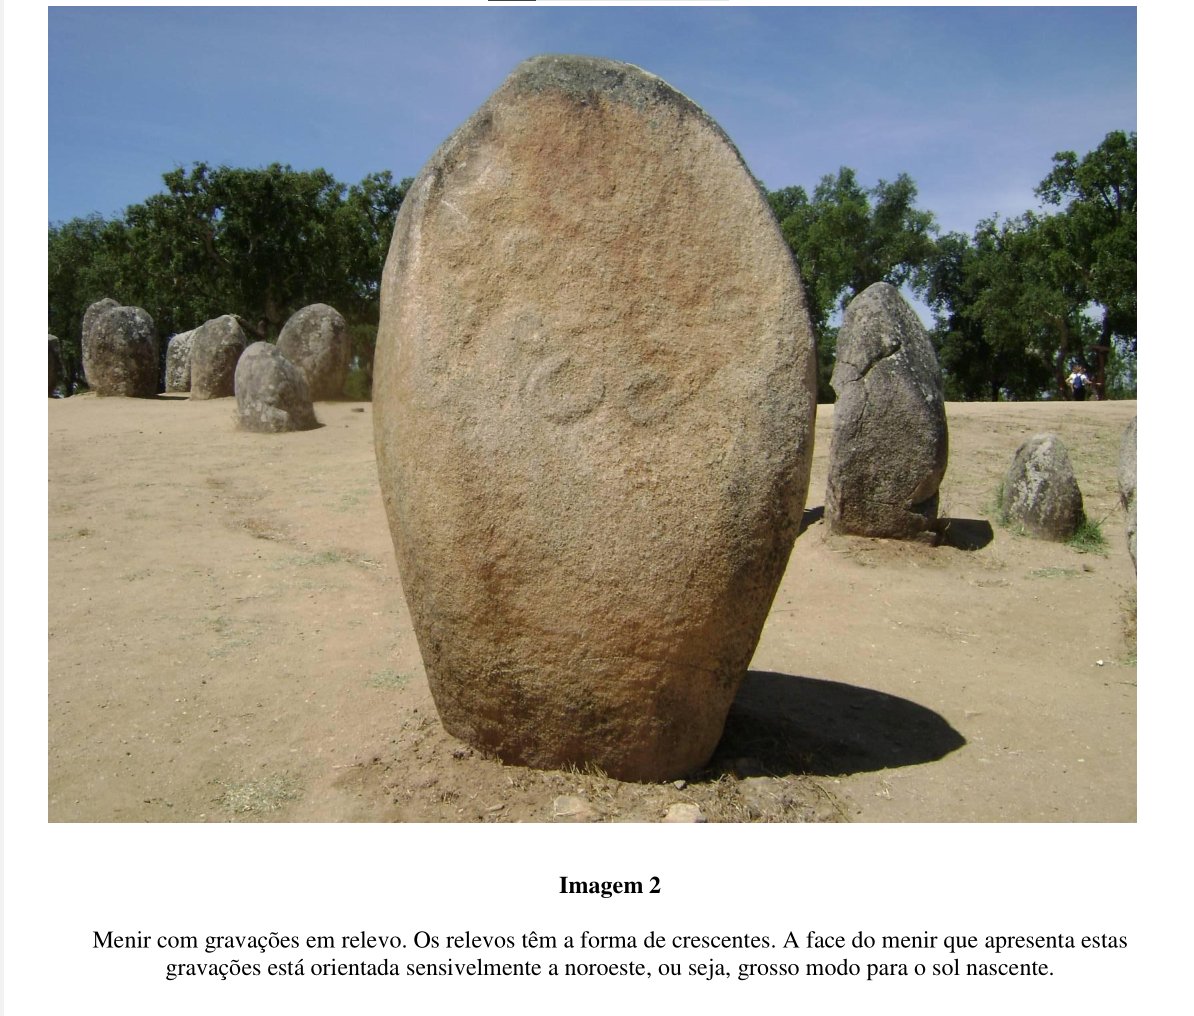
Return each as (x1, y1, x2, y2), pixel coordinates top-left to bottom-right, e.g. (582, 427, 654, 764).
(368, 668, 411, 690)
(1029, 567, 1081, 580)
(217, 773, 301, 815)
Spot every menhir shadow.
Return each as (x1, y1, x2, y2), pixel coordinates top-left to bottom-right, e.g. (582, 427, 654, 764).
(937, 517, 994, 551)
(710, 670, 965, 777)
(798, 505, 824, 535)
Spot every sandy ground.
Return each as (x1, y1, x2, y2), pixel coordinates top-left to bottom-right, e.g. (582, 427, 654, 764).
(48, 394, 1137, 823)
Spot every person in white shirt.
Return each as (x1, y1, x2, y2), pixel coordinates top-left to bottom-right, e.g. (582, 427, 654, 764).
(1066, 364, 1090, 401)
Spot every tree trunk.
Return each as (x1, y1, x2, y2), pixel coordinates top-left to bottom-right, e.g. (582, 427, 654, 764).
(264, 291, 284, 340)
(1050, 314, 1072, 399)
(1091, 318, 1113, 400)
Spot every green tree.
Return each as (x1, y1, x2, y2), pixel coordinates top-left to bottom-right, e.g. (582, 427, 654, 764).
(769, 169, 937, 400)
(336, 172, 411, 397)
(48, 214, 127, 392)
(1035, 130, 1136, 397)
(48, 163, 410, 395)
(122, 162, 352, 339)
(338, 171, 411, 312)
(921, 132, 1135, 401)
(921, 220, 1070, 400)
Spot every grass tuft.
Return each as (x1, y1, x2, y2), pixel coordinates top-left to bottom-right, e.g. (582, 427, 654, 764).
(1067, 516, 1108, 554)
(990, 481, 1012, 528)
(368, 668, 410, 690)
(1029, 567, 1080, 580)
(217, 773, 300, 815)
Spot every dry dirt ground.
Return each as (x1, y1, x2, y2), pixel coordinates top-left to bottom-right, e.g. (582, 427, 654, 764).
(48, 395, 1137, 823)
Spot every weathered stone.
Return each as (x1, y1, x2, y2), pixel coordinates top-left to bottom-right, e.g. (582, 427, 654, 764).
(374, 55, 817, 781)
(164, 329, 197, 392)
(48, 335, 63, 396)
(234, 342, 319, 433)
(1001, 433, 1084, 541)
(276, 303, 350, 400)
(1119, 416, 1136, 568)
(826, 282, 948, 541)
(83, 305, 159, 397)
(189, 315, 247, 399)
(80, 297, 121, 389)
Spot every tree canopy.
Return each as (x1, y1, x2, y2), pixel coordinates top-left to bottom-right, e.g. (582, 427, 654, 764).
(768, 169, 937, 400)
(917, 130, 1136, 400)
(48, 163, 410, 393)
(49, 133, 1135, 403)
(918, 218, 1062, 400)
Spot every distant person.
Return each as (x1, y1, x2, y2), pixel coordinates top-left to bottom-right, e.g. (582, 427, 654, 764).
(1067, 364, 1090, 402)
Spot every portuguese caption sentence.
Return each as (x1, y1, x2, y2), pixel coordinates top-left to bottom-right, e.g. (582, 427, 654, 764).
(95, 877, 1127, 984)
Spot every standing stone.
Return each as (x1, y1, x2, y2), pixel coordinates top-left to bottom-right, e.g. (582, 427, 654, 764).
(1001, 433, 1085, 541)
(164, 329, 197, 392)
(189, 315, 247, 399)
(83, 305, 159, 397)
(234, 342, 319, 433)
(48, 335, 64, 396)
(276, 303, 350, 399)
(80, 296, 121, 389)
(373, 55, 817, 782)
(826, 282, 948, 541)
(1118, 416, 1136, 569)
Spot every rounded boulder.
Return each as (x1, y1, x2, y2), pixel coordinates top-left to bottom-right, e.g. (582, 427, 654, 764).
(1001, 432, 1084, 541)
(276, 303, 350, 400)
(83, 304, 159, 397)
(80, 297, 122, 390)
(235, 342, 319, 433)
(190, 315, 247, 399)
(165, 329, 197, 392)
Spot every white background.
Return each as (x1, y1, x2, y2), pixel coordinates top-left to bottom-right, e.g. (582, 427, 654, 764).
(5, 3, 1183, 1013)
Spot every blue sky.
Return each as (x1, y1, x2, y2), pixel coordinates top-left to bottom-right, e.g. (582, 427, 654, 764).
(48, 5, 1136, 238)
